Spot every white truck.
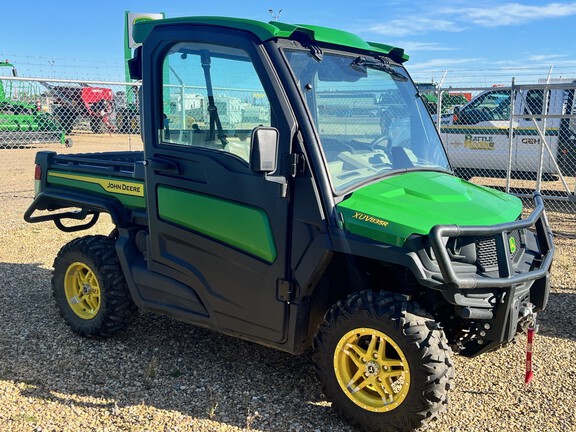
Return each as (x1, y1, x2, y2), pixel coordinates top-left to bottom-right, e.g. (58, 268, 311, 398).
(438, 82, 576, 179)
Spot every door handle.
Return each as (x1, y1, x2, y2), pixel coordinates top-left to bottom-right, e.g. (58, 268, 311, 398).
(145, 157, 180, 174)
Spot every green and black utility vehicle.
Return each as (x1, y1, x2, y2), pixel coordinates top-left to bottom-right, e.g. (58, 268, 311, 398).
(25, 16, 554, 432)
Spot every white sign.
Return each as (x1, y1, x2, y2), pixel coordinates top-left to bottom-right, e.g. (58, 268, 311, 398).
(127, 12, 164, 48)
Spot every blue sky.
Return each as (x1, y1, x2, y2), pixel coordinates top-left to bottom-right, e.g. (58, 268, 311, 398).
(1, 0, 575, 86)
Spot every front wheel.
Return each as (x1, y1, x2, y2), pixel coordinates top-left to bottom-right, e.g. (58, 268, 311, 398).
(52, 235, 138, 337)
(313, 291, 454, 432)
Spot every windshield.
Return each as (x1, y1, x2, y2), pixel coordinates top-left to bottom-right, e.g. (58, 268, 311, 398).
(285, 50, 450, 193)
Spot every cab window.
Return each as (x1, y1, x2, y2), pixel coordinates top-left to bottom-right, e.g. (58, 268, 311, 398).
(524, 90, 544, 115)
(465, 90, 511, 122)
(523, 89, 551, 121)
(159, 42, 271, 162)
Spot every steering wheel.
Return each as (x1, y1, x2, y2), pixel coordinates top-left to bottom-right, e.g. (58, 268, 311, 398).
(323, 137, 355, 153)
(370, 135, 389, 149)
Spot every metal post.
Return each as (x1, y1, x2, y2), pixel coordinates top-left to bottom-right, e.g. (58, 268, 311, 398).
(536, 74, 553, 192)
(168, 66, 187, 129)
(529, 117, 570, 193)
(180, 84, 186, 129)
(506, 78, 516, 193)
(436, 89, 443, 130)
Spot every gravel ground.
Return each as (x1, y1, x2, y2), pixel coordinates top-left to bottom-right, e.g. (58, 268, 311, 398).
(0, 136, 575, 431)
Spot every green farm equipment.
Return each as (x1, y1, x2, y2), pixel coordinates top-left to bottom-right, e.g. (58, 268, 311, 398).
(0, 61, 70, 148)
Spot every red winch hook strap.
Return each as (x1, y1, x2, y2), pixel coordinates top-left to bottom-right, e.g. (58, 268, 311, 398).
(525, 325, 535, 384)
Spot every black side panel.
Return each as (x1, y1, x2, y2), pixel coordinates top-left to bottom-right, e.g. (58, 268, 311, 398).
(131, 261, 208, 317)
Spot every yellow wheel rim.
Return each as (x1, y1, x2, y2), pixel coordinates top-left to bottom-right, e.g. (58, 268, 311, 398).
(334, 328, 410, 412)
(64, 262, 101, 320)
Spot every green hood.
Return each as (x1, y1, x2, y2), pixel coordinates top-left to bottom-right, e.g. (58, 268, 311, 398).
(336, 171, 522, 246)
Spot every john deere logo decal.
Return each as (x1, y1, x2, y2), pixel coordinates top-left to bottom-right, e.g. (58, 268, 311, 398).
(48, 172, 144, 197)
(509, 237, 517, 254)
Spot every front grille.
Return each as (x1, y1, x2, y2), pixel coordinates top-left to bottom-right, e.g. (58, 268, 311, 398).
(476, 236, 498, 270)
(475, 231, 523, 272)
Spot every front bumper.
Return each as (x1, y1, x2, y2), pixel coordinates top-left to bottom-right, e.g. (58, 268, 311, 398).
(425, 193, 554, 356)
(428, 192, 554, 290)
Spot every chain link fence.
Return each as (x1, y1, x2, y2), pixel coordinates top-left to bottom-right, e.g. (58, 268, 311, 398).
(0, 76, 143, 208)
(162, 83, 270, 162)
(0, 75, 143, 141)
(421, 80, 576, 234)
(1, 75, 574, 235)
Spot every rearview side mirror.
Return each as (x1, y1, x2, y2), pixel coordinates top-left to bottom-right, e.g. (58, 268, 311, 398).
(250, 127, 279, 173)
(452, 105, 461, 124)
(128, 47, 143, 80)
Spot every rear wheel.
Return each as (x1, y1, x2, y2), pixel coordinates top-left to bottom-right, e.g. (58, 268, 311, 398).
(52, 235, 138, 337)
(314, 291, 454, 432)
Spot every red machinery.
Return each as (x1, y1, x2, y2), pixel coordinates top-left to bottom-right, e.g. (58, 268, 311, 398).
(44, 84, 115, 134)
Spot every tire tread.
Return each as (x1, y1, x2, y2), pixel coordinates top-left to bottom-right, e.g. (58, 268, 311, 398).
(52, 235, 138, 338)
(313, 290, 454, 432)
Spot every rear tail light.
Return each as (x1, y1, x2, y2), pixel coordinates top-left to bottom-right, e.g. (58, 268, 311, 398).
(34, 164, 42, 180)
(34, 164, 42, 197)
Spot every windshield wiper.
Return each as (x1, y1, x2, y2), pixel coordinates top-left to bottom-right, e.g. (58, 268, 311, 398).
(351, 57, 408, 81)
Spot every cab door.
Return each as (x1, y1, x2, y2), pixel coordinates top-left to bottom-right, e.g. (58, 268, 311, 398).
(142, 27, 294, 343)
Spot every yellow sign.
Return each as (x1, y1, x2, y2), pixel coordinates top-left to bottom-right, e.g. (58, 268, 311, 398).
(49, 172, 145, 197)
(464, 134, 495, 150)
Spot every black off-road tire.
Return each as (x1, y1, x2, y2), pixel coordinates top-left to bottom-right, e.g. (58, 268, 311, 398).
(313, 290, 454, 432)
(52, 235, 138, 338)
